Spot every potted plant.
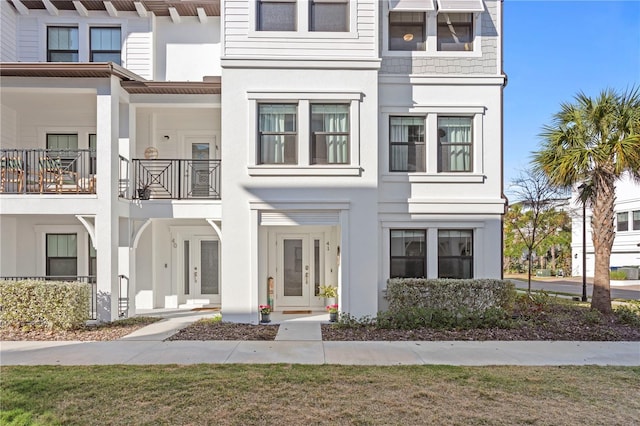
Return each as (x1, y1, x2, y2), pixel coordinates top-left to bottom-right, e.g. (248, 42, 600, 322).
(137, 182, 151, 200)
(326, 304, 338, 322)
(259, 304, 272, 323)
(318, 284, 338, 305)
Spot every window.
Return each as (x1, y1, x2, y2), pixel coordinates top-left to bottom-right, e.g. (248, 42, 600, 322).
(311, 0, 348, 32)
(258, 0, 296, 31)
(390, 230, 426, 278)
(390, 116, 425, 172)
(46, 234, 78, 279)
(259, 104, 297, 164)
(437, 13, 473, 51)
(438, 230, 473, 279)
(47, 27, 78, 62)
(90, 27, 121, 65)
(633, 211, 640, 230)
(438, 117, 472, 172)
(47, 133, 79, 171)
(311, 104, 349, 164)
(617, 212, 629, 232)
(88, 240, 97, 284)
(389, 12, 426, 51)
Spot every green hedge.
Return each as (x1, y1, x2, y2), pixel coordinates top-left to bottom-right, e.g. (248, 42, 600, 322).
(0, 280, 91, 330)
(386, 278, 516, 313)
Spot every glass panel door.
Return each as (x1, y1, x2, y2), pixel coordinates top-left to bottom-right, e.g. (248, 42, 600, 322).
(184, 237, 220, 304)
(200, 240, 219, 295)
(278, 234, 310, 306)
(191, 142, 210, 197)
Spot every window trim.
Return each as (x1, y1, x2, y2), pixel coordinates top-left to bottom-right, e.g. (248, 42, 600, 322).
(390, 229, 427, 278)
(47, 26, 79, 62)
(89, 26, 122, 64)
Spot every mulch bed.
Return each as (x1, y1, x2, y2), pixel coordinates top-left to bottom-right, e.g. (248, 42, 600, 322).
(167, 321, 279, 341)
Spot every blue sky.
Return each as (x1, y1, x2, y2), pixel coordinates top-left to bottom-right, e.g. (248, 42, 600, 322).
(503, 0, 640, 196)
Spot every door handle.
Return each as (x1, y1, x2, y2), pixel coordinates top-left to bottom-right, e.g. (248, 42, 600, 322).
(305, 272, 309, 285)
(194, 270, 198, 283)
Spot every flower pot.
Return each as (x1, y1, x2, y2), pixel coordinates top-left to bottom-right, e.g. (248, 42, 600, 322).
(260, 313, 271, 323)
(324, 297, 336, 306)
(137, 188, 151, 200)
(329, 312, 337, 322)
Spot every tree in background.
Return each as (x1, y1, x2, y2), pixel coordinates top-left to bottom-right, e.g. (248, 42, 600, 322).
(534, 88, 640, 313)
(505, 169, 569, 292)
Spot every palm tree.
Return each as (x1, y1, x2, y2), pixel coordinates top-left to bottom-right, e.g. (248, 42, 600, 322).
(533, 88, 640, 313)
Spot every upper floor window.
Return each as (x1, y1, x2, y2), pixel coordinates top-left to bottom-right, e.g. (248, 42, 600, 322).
(258, 0, 296, 31)
(617, 212, 629, 232)
(311, 104, 349, 164)
(390, 116, 425, 172)
(438, 229, 473, 279)
(311, 0, 349, 32)
(90, 27, 122, 65)
(47, 27, 78, 62)
(390, 230, 426, 278)
(438, 116, 472, 172)
(633, 211, 640, 230)
(258, 104, 297, 164)
(389, 12, 426, 51)
(437, 13, 473, 51)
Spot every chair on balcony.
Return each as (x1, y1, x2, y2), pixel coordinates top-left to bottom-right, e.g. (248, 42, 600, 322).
(38, 156, 80, 193)
(1, 156, 25, 193)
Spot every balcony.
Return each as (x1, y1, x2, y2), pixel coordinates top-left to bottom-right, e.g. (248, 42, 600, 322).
(1, 149, 96, 194)
(127, 158, 221, 200)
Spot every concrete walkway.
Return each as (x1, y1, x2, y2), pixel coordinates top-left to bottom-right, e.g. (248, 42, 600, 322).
(1, 317, 638, 366)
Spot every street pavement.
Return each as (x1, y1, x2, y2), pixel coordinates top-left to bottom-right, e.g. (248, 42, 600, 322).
(507, 276, 640, 300)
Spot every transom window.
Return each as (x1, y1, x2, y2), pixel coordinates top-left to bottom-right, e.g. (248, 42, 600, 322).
(390, 116, 425, 172)
(617, 212, 629, 232)
(390, 230, 426, 278)
(46, 233, 78, 279)
(47, 27, 78, 62)
(90, 27, 121, 65)
(389, 12, 426, 51)
(438, 229, 473, 279)
(438, 116, 472, 172)
(311, 104, 350, 164)
(258, 0, 296, 31)
(437, 13, 473, 51)
(311, 0, 349, 32)
(258, 104, 297, 164)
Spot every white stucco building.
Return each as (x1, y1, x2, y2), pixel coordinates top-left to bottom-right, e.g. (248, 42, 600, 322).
(570, 174, 640, 278)
(0, 0, 506, 322)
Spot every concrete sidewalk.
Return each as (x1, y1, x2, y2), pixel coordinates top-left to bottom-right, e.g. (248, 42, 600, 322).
(1, 319, 638, 366)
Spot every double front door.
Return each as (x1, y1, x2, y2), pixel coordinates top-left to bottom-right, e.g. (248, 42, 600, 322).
(277, 233, 325, 307)
(183, 237, 220, 304)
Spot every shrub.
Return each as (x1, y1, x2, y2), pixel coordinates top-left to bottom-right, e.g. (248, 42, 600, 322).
(610, 270, 627, 280)
(614, 305, 640, 326)
(386, 278, 516, 313)
(0, 280, 90, 330)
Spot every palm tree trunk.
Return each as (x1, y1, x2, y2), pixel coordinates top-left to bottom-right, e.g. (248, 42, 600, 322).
(590, 174, 615, 314)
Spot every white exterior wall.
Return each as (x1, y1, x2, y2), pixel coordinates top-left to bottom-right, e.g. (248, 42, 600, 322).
(155, 16, 221, 81)
(571, 175, 640, 277)
(1, 0, 17, 62)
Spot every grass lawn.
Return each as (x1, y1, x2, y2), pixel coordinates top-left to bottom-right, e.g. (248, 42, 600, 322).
(2, 365, 639, 425)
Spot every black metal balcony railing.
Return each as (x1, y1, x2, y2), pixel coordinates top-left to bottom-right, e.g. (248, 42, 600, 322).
(130, 158, 221, 200)
(0, 276, 98, 320)
(1, 149, 96, 194)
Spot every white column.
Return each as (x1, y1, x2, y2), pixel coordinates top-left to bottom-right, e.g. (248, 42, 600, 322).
(95, 76, 121, 321)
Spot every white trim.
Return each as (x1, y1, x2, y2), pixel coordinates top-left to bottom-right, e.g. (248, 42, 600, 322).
(12, 0, 29, 15)
(381, 174, 486, 183)
(250, 200, 350, 211)
(206, 219, 223, 242)
(260, 211, 341, 226)
(168, 7, 180, 23)
(134, 2, 148, 18)
(247, 91, 363, 101)
(76, 215, 97, 249)
(197, 7, 208, 23)
(379, 75, 506, 85)
(248, 166, 362, 176)
(221, 58, 381, 70)
(104, 1, 118, 18)
(73, 1, 88, 17)
(132, 218, 152, 250)
(381, 105, 486, 114)
(42, 0, 59, 16)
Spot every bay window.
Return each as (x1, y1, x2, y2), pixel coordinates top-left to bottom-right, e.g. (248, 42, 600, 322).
(258, 104, 298, 164)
